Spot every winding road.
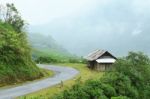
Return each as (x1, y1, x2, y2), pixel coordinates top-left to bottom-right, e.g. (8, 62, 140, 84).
(0, 64, 79, 99)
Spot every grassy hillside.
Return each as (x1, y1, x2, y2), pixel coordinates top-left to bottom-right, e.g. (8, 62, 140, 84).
(0, 22, 43, 86)
(0, 4, 43, 86)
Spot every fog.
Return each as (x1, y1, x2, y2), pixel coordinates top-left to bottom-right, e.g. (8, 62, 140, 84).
(2, 0, 150, 56)
(29, 0, 150, 56)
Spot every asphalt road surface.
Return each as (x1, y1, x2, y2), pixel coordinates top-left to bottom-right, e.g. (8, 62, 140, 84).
(0, 64, 79, 99)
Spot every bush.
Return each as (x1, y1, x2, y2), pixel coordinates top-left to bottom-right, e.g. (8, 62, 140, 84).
(34, 55, 87, 64)
(35, 56, 58, 63)
(53, 52, 150, 99)
(111, 96, 130, 99)
(0, 4, 43, 85)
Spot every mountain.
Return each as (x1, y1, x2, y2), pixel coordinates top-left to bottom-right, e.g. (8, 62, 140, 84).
(27, 33, 70, 58)
(28, 0, 150, 56)
(29, 21, 150, 57)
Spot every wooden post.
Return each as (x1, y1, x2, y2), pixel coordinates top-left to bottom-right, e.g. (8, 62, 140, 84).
(60, 80, 63, 88)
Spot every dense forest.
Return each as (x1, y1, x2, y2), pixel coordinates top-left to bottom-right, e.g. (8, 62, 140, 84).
(0, 4, 43, 86)
(54, 52, 150, 99)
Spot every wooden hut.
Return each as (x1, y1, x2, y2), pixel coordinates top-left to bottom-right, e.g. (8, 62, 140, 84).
(85, 50, 117, 71)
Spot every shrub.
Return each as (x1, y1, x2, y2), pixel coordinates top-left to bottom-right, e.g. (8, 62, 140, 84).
(0, 4, 43, 86)
(53, 52, 150, 99)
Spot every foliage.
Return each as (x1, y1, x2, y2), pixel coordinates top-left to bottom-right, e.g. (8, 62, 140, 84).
(35, 55, 86, 64)
(53, 52, 150, 99)
(0, 3, 25, 32)
(35, 56, 58, 63)
(19, 63, 103, 99)
(32, 49, 87, 64)
(0, 4, 43, 86)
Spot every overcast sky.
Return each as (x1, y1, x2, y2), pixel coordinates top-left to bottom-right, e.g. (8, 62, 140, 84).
(1, 0, 105, 25)
(1, 0, 150, 25)
(1, 0, 150, 56)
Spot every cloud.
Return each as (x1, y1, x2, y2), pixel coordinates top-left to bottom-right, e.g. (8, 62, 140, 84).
(1, 0, 150, 55)
(131, 23, 142, 36)
(1, 0, 150, 25)
(1, 0, 105, 25)
(132, 29, 142, 36)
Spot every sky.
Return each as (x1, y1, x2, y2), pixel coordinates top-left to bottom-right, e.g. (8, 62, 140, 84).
(1, 0, 150, 56)
(1, 0, 104, 25)
(1, 0, 150, 25)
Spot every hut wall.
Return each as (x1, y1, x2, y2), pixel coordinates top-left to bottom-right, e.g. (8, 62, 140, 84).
(87, 61, 95, 69)
(87, 61, 113, 71)
(95, 63, 113, 71)
(105, 63, 113, 71)
(95, 63, 105, 71)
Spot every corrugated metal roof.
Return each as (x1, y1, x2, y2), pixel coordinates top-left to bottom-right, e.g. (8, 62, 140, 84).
(85, 49, 116, 61)
(85, 49, 107, 61)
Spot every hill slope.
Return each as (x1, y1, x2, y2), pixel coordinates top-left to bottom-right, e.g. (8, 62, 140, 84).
(27, 33, 85, 63)
(28, 33, 70, 58)
(0, 22, 43, 86)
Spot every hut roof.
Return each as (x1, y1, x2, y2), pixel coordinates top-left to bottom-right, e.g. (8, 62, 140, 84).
(85, 49, 116, 61)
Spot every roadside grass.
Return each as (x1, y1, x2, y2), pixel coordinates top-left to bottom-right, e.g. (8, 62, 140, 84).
(0, 68, 54, 89)
(40, 68, 54, 78)
(19, 63, 104, 99)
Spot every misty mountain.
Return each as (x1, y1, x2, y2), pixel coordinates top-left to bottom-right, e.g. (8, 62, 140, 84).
(27, 33, 69, 56)
(28, 0, 150, 56)
(29, 21, 150, 57)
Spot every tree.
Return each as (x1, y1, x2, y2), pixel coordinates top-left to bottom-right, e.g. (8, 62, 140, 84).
(53, 52, 150, 99)
(114, 52, 150, 99)
(0, 4, 43, 86)
(127, 51, 150, 65)
(0, 3, 25, 32)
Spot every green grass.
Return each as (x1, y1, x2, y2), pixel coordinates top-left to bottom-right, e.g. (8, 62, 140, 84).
(40, 68, 54, 78)
(32, 48, 86, 64)
(18, 63, 104, 99)
(32, 49, 71, 59)
(0, 68, 54, 89)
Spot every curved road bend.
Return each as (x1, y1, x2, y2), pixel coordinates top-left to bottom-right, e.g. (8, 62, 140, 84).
(0, 64, 79, 99)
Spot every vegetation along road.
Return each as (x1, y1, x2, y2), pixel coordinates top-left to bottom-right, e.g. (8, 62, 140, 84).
(0, 64, 79, 99)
